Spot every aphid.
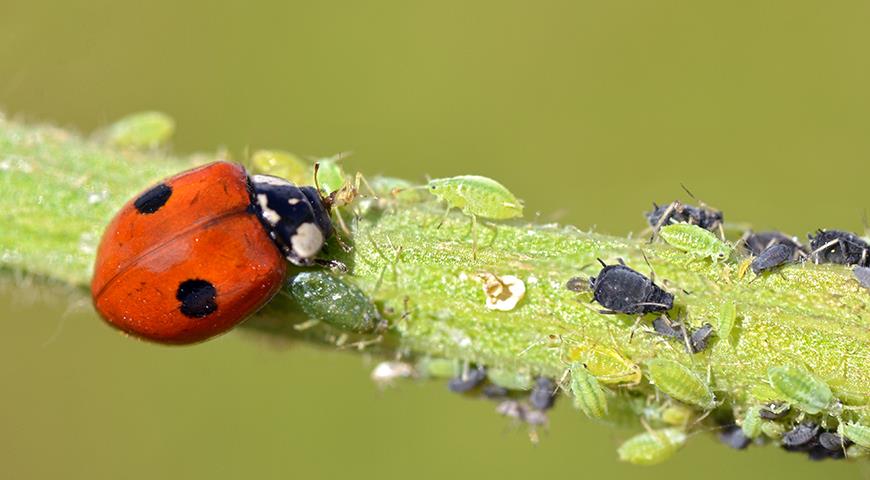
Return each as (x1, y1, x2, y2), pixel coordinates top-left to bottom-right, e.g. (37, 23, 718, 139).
(740, 230, 806, 256)
(740, 405, 763, 439)
(417, 357, 461, 379)
(846, 444, 870, 458)
(289, 271, 381, 333)
(750, 243, 795, 275)
(564, 276, 586, 292)
(853, 266, 870, 291)
(818, 432, 849, 451)
(371, 361, 416, 387)
(651, 317, 713, 353)
(312, 156, 349, 195)
(719, 425, 751, 450)
(470, 272, 525, 311)
(809, 229, 870, 266)
(496, 400, 548, 427)
(840, 422, 870, 449)
(758, 402, 790, 420)
(448, 365, 487, 393)
(646, 194, 724, 237)
(91, 162, 338, 344)
(659, 223, 732, 264)
(487, 368, 534, 391)
(427, 175, 523, 258)
(250, 149, 308, 184)
(688, 323, 715, 353)
(588, 259, 674, 315)
(717, 300, 737, 345)
(617, 428, 687, 466)
(782, 423, 820, 447)
(482, 384, 510, 399)
(646, 358, 716, 409)
(569, 364, 608, 418)
(529, 377, 557, 411)
(761, 421, 786, 439)
(767, 365, 834, 415)
(652, 316, 684, 339)
(659, 404, 693, 426)
(103, 111, 175, 149)
(570, 345, 642, 386)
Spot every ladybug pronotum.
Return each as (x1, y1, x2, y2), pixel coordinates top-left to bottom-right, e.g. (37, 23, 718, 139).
(91, 161, 336, 344)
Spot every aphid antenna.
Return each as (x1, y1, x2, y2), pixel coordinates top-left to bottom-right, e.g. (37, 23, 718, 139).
(648, 200, 682, 243)
(639, 249, 657, 281)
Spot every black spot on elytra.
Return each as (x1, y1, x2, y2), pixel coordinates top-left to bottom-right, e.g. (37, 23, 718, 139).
(134, 183, 172, 214)
(176, 279, 217, 318)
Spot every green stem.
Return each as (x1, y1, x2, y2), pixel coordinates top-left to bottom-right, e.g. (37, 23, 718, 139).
(2, 114, 868, 460)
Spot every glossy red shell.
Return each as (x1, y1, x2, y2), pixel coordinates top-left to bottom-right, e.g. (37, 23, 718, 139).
(91, 162, 287, 344)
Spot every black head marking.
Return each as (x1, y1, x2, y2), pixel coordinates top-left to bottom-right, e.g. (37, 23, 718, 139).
(176, 279, 217, 318)
(134, 183, 173, 214)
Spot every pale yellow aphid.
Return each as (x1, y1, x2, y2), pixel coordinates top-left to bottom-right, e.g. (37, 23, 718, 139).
(104, 111, 175, 149)
(568, 344, 641, 386)
(659, 223, 733, 264)
(617, 428, 687, 466)
(428, 175, 523, 258)
(646, 359, 716, 409)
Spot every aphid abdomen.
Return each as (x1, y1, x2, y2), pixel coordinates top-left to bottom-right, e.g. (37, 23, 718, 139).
(570, 364, 608, 418)
(840, 422, 870, 449)
(767, 365, 834, 415)
(750, 243, 794, 275)
(659, 223, 732, 263)
(646, 359, 716, 409)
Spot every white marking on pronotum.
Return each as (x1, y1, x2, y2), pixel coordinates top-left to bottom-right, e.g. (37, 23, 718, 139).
(288, 197, 301, 205)
(257, 194, 281, 225)
(291, 222, 325, 258)
(251, 174, 293, 187)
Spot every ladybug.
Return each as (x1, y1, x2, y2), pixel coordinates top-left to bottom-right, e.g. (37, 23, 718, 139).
(91, 161, 338, 344)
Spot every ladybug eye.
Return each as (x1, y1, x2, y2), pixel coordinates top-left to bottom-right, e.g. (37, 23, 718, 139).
(176, 279, 218, 318)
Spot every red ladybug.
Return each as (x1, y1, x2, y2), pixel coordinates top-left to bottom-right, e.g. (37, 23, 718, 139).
(91, 161, 336, 344)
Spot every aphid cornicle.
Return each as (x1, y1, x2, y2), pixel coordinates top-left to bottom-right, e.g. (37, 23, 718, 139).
(809, 229, 870, 266)
(646, 358, 716, 409)
(588, 259, 674, 315)
(426, 175, 523, 258)
(767, 365, 835, 415)
(617, 428, 687, 466)
(750, 243, 796, 275)
(658, 223, 732, 263)
(91, 162, 339, 344)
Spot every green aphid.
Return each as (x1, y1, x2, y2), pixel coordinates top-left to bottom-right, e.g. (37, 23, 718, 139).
(487, 368, 534, 390)
(646, 359, 716, 409)
(740, 406, 763, 439)
(570, 363, 609, 418)
(840, 422, 870, 449)
(846, 444, 870, 459)
(660, 405, 693, 427)
(761, 421, 785, 439)
(416, 357, 461, 379)
(369, 176, 425, 201)
(314, 157, 348, 195)
(717, 300, 737, 345)
(659, 223, 732, 263)
(767, 365, 834, 415)
(105, 111, 175, 149)
(427, 175, 523, 258)
(288, 271, 380, 333)
(250, 149, 308, 184)
(617, 428, 687, 466)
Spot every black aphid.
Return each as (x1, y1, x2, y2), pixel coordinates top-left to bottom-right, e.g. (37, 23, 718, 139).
(529, 377, 557, 411)
(719, 425, 751, 450)
(750, 243, 795, 275)
(589, 259, 674, 315)
(652, 316, 684, 339)
(782, 423, 820, 447)
(646, 202, 723, 233)
(818, 432, 850, 451)
(482, 384, 509, 399)
(688, 323, 714, 353)
(809, 230, 870, 266)
(448, 366, 487, 393)
(759, 402, 790, 420)
(854, 266, 870, 290)
(741, 231, 806, 256)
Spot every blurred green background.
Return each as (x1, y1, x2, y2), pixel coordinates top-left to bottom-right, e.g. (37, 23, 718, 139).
(2, 1, 869, 479)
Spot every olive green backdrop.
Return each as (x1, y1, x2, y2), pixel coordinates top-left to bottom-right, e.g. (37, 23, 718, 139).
(1, 1, 868, 479)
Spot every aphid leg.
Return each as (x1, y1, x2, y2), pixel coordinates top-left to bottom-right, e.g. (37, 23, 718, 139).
(435, 206, 452, 229)
(471, 213, 479, 260)
(649, 201, 681, 243)
(628, 316, 643, 342)
(640, 249, 657, 282)
(809, 238, 840, 263)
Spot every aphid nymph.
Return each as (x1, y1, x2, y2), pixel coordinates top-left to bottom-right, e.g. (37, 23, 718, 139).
(427, 175, 523, 259)
(588, 259, 674, 315)
(659, 223, 732, 264)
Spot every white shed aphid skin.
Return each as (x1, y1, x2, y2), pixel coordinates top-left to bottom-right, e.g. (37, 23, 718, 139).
(370, 361, 417, 387)
(469, 272, 526, 311)
(659, 223, 733, 264)
(617, 423, 688, 466)
(426, 175, 524, 259)
(646, 358, 716, 409)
